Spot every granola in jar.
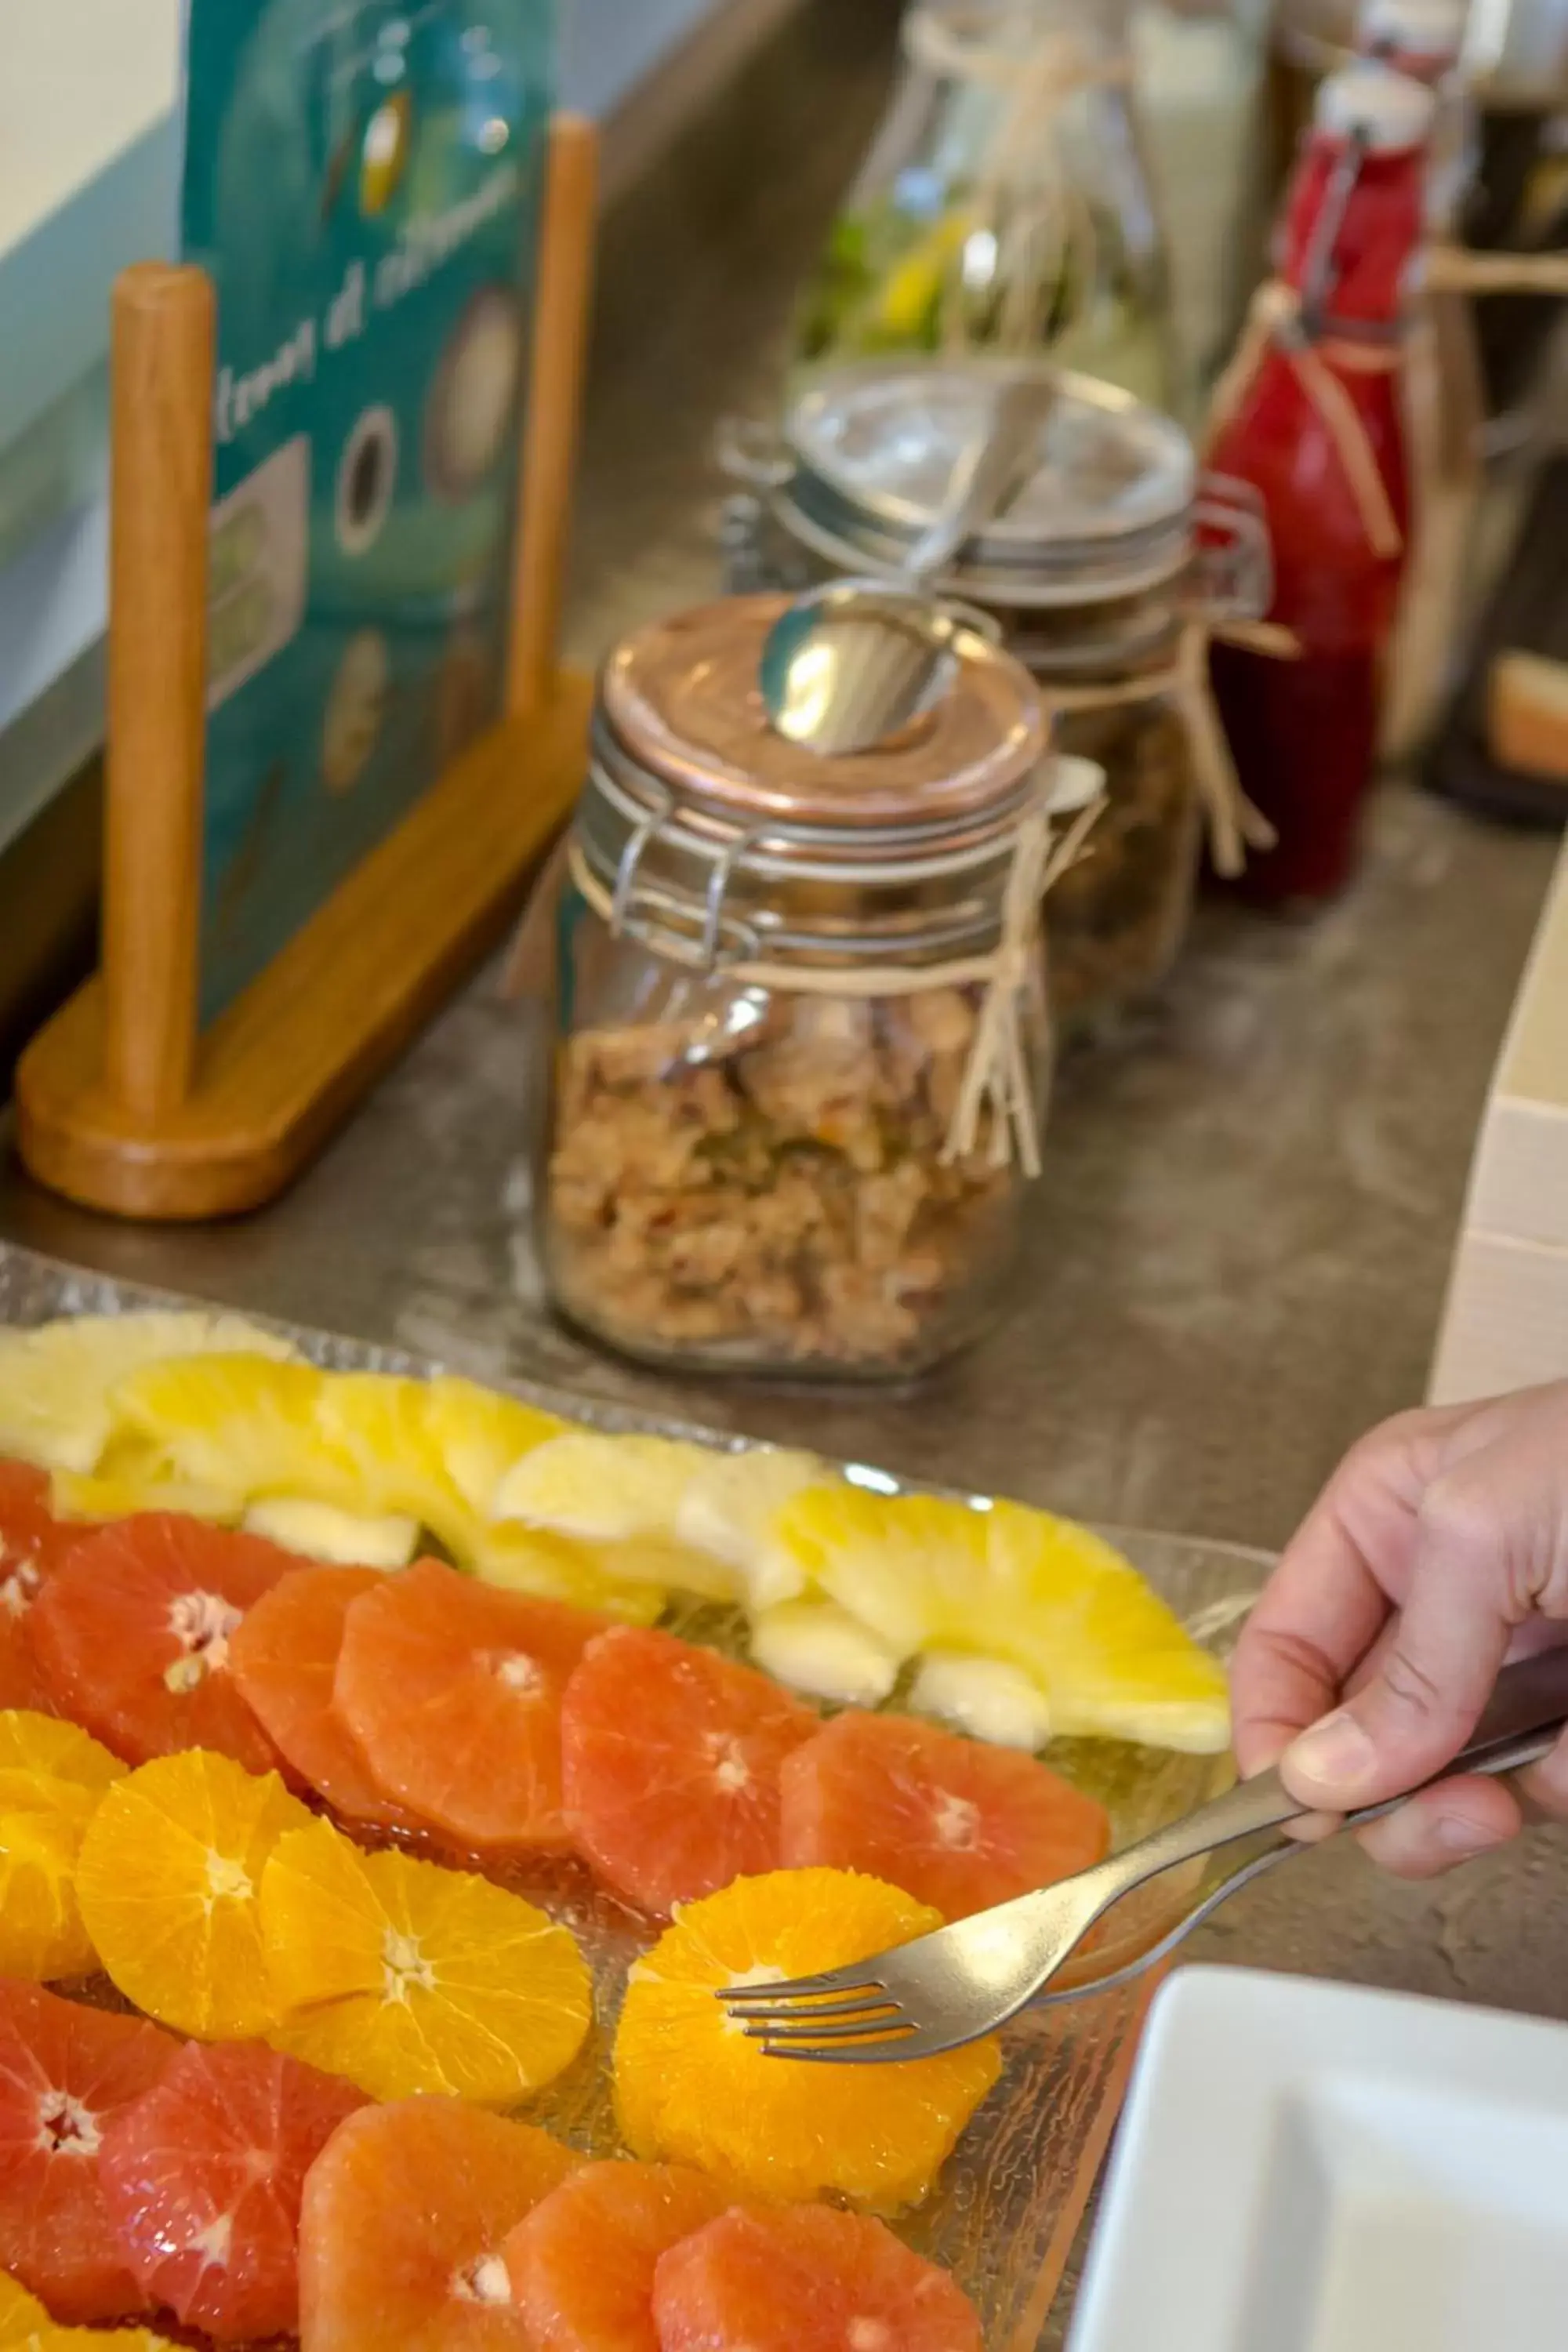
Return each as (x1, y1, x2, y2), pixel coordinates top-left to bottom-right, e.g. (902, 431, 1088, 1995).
(532, 594, 1055, 1380)
(548, 985, 1028, 1370)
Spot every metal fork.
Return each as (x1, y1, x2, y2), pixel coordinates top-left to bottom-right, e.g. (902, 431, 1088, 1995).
(720, 1644, 1568, 2063)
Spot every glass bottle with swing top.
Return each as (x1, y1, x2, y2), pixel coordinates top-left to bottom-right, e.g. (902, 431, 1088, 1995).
(1207, 62, 1433, 905)
(793, 0, 1178, 412)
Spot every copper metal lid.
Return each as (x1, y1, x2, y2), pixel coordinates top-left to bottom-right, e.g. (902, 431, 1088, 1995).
(599, 593, 1045, 829)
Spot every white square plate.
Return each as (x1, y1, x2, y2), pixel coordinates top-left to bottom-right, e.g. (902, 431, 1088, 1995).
(1069, 1966, 1568, 2352)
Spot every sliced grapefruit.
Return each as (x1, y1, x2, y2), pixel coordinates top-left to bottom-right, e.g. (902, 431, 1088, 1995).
(334, 1559, 607, 1851)
(227, 1566, 426, 1834)
(652, 2205, 984, 2352)
(560, 1626, 817, 1915)
(779, 1711, 1110, 1921)
(99, 2038, 365, 2343)
(262, 1817, 593, 2103)
(27, 1515, 295, 1771)
(0, 1980, 180, 2321)
(505, 2161, 726, 2352)
(299, 2096, 578, 2350)
(0, 1466, 74, 1715)
(76, 1750, 314, 2039)
(612, 1869, 1000, 2209)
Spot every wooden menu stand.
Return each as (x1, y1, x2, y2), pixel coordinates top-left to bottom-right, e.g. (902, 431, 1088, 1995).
(16, 114, 598, 1223)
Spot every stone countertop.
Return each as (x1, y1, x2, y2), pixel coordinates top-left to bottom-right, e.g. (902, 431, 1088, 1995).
(1, 0, 1566, 2328)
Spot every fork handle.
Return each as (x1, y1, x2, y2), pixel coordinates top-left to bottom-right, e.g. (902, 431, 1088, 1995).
(1040, 1715, 1566, 2013)
(1123, 1641, 1568, 1883)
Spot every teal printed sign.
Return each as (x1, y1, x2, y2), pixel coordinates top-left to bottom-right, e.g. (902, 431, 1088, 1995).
(180, 0, 554, 1020)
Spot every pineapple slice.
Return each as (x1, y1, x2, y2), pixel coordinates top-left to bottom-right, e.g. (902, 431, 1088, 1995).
(674, 1446, 826, 1608)
(52, 1468, 241, 1527)
(311, 1373, 479, 1558)
(422, 1375, 569, 1517)
(492, 1431, 706, 1544)
(0, 1312, 297, 1476)
(749, 1599, 902, 1707)
(909, 1653, 1053, 1751)
(112, 1354, 338, 1504)
(767, 1484, 965, 1655)
(471, 1523, 666, 1624)
(768, 1486, 1230, 1755)
(492, 1432, 749, 1602)
(241, 1497, 420, 1568)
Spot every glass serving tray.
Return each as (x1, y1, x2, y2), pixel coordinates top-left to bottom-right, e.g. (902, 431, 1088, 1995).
(0, 1242, 1269, 2352)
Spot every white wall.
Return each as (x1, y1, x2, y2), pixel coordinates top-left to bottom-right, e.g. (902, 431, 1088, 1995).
(558, 0, 719, 118)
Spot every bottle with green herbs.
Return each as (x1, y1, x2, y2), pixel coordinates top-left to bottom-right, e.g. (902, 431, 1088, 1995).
(794, 0, 1176, 410)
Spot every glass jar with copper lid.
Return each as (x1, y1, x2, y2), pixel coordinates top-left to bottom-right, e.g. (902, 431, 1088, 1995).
(722, 357, 1275, 1025)
(532, 593, 1088, 1381)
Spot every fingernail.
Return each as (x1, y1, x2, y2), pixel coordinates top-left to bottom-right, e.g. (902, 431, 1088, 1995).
(1285, 1709, 1377, 1797)
(1436, 1813, 1500, 1858)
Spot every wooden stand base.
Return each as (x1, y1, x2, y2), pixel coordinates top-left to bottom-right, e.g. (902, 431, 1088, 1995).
(16, 673, 590, 1221)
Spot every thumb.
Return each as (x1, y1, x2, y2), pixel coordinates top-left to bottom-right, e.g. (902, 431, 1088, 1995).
(1279, 1484, 1514, 1809)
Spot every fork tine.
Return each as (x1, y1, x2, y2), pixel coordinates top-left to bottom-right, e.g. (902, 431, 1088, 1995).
(723, 1991, 898, 2026)
(718, 1968, 881, 2009)
(757, 2030, 953, 2065)
(745, 2014, 913, 2047)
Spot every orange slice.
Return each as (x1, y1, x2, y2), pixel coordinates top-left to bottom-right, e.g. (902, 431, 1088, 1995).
(612, 1868, 1000, 2209)
(0, 1777, 100, 1983)
(11, 2328, 175, 2350)
(0, 2270, 46, 2338)
(299, 2096, 578, 2350)
(0, 1715, 122, 1795)
(261, 1817, 593, 2103)
(75, 1750, 314, 2038)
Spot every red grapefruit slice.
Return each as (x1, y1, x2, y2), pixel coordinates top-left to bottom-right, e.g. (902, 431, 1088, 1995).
(27, 1515, 293, 1770)
(100, 2038, 366, 2343)
(333, 1560, 608, 1851)
(779, 1710, 1110, 1921)
(652, 2205, 984, 2352)
(228, 1566, 426, 1833)
(505, 2161, 726, 2352)
(0, 1980, 180, 2322)
(560, 1626, 817, 1916)
(0, 1465, 73, 1715)
(299, 2095, 579, 2350)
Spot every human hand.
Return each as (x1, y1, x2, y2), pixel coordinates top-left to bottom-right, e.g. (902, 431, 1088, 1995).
(1230, 1381, 1568, 1878)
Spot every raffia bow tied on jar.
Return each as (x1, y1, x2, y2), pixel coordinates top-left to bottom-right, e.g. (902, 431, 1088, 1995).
(526, 594, 1105, 1380)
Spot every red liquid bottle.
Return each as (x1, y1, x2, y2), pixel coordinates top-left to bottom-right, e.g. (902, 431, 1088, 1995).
(1208, 64, 1436, 906)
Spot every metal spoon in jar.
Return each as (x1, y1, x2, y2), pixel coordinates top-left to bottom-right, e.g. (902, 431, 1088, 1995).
(758, 371, 1057, 758)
